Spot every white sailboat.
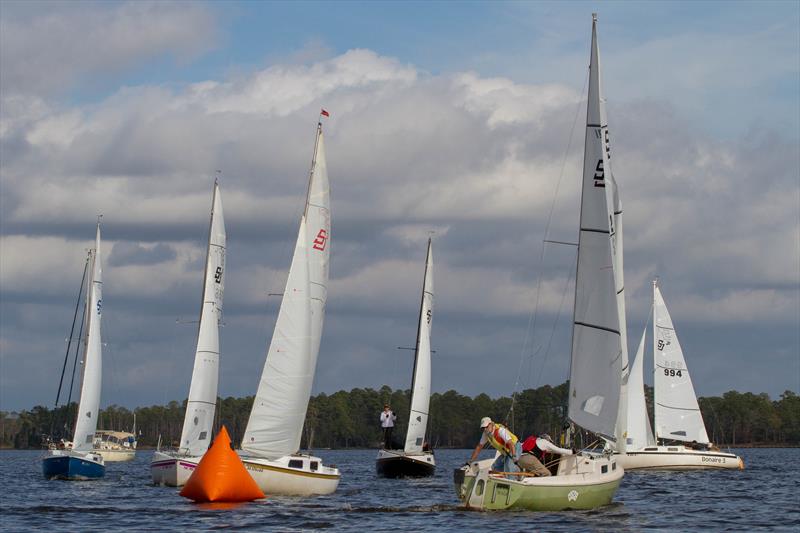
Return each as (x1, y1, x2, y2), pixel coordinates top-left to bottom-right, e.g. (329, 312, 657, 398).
(151, 180, 226, 486)
(454, 14, 624, 511)
(615, 280, 744, 470)
(376, 238, 436, 477)
(43, 221, 106, 480)
(239, 118, 340, 496)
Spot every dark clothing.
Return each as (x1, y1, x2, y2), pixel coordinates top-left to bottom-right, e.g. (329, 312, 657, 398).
(383, 427, 394, 449)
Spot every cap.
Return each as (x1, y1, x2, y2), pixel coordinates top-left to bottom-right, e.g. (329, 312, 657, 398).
(540, 433, 552, 441)
(480, 417, 492, 429)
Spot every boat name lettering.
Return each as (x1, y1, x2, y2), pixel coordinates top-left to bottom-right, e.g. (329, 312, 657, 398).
(702, 457, 725, 463)
(312, 229, 328, 251)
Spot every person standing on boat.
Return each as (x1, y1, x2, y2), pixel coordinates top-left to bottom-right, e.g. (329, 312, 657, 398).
(468, 417, 521, 475)
(518, 433, 575, 476)
(380, 405, 397, 449)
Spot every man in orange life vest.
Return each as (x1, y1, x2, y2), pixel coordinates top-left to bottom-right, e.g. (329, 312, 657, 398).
(468, 417, 521, 475)
(518, 433, 576, 476)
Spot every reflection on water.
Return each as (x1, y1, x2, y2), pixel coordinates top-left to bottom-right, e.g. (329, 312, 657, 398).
(2, 448, 798, 531)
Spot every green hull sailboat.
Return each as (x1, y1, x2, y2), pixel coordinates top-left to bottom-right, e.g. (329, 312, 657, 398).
(455, 13, 628, 511)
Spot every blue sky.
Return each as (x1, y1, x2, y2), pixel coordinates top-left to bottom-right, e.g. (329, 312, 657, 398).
(1, 0, 798, 412)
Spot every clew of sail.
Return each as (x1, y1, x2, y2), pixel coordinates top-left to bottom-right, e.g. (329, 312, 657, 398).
(179, 181, 226, 457)
(653, 282, 709, 443)
(568, 15, 626, 441)
(404, 239, 434, 453)
(72, 223, 103, 452)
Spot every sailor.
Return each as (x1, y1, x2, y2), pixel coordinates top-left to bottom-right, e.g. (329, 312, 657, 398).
(380, 404, 397, 449)
(468, 417, 521, 475)
(518, 433, 576, 476)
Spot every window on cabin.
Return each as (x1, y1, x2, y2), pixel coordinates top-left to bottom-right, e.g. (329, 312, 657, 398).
(288, 460, 304, 469)
(310, 461, 319, 471)
(601, 465, 608, 474)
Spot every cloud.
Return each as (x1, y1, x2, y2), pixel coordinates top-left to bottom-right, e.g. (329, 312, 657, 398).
(1, 41, 797, 411)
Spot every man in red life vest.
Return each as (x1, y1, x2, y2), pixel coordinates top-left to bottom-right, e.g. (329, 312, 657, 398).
(518, 433, 576, 476)
(468, 417, 521, 475)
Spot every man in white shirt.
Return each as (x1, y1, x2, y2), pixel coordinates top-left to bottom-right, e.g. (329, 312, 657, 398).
(380, 404, 397, 449)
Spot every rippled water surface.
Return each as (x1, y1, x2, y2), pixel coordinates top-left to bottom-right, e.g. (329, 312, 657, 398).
(2, 448, 798, 531)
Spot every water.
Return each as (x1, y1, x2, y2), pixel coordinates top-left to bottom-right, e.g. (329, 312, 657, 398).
(1, 448, 798, 531)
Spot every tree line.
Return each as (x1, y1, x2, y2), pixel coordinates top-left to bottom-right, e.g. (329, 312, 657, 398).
(2, 383, 798, 449)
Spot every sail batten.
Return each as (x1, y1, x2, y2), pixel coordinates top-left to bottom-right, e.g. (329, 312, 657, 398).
(568, 15, 625, 441)
(179, 181, 226, 457)
(243, 124, 330, 459)
(404, 239, 434, 453)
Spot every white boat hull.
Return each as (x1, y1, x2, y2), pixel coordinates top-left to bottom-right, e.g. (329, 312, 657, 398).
(616, 446, 744, 470)
(96, 448, 136, 462)
(150, 451, 201, 486)
(240, 453, 340, 496)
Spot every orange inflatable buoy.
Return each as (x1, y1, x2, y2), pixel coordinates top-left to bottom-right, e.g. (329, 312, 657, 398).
(180, 426, 265, 503)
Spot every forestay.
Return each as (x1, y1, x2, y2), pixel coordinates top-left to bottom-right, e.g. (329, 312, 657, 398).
(243, 124, 330, 459)
(653, 283, 710, 443)
(568, 15, 625, 441)
(179, 181, 226, 456)
(73, 224, 103, 452)
(404, 239, 434, 453)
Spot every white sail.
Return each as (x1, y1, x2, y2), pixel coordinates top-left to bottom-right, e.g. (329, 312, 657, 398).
(568, 14, 625, 441)
(178, 181, 226, 456)
(243, 123, 329, 459)
(404, 239, 434, 453)
(624, 323, 656, 451)
(653, 282, 710, 443)
(72, 223, 103, 452)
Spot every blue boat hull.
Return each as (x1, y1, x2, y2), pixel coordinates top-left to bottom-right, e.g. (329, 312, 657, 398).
(43, 454, 105, 480)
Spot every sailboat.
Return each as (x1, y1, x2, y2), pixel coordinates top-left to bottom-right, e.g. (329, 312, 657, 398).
(43, 221, 106, 480)
(238, 117, 340, 496)
(615, 280, 744, 470)
(376, 238, 436, 478)
(151, 180, 226, 486)
(454, 14, 624, 511)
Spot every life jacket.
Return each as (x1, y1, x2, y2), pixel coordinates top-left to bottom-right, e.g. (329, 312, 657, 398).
(486, 424, 518, 455)
(521, 435, 548, 463)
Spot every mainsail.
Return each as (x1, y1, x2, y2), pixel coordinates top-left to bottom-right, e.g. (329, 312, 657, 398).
(653, 282, 710, 443)
(243, 123, 330, 459)
(179, 181, 226, 456)
(72, 223, 103, 452)
(404, 239, 434, 453)
(568, 14, 626, 441)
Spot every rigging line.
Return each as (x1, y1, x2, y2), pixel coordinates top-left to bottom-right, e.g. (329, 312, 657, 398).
(507, 67, 590, 422)
(65, 292, 88, 436)
(55, 254, 90, 409)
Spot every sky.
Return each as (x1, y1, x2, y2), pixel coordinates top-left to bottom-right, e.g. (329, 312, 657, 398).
(1, 0, 798, 413)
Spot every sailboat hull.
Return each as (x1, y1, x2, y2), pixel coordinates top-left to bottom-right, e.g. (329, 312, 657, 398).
(42, 450, 105, 480)
(615, 446, 744, 470)
(150, 451, 202, 486)
(376, 449, 436, 478)
(240, 453, 340, 496)
(455, 454, 622, 511)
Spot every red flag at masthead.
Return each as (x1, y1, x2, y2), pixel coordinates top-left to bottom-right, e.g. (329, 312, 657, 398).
(320, 109, 330, 117)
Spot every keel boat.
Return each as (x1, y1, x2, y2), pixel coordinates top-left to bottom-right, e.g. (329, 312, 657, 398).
(454, 14, 625, 510)
(376, 239, 436, 478)
(151, 180, 226, 486)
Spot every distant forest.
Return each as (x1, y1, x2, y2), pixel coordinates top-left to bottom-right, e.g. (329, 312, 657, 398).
(3, 383, 799, 449)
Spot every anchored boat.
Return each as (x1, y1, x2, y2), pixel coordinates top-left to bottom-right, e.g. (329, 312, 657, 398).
(239, 116, 340, 496)
(454, 14, 626, 510)
(376, 239, 436, 478)
(614, 280, 744, 470)
(151, 180, 226, 486)
(43, 221, 106, 480)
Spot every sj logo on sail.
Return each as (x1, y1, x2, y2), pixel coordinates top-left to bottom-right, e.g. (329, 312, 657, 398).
(312, 229, 328, 251)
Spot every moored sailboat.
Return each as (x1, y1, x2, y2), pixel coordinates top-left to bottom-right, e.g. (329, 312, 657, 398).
(151, 180, 226, 486)
(376, 238, 436, 478)
(454, 14, 624, 511)
(43, 221, 106, 480)
(239, 116, 340, 496)
(615, 280, 744, 470)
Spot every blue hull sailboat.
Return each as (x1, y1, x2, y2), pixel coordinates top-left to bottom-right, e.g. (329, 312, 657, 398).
(43, 221, 106, 480)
